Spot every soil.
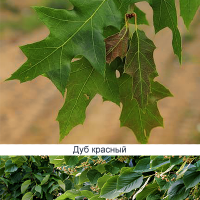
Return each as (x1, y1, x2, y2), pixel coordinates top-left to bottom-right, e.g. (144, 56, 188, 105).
(0, 3, 200, 144)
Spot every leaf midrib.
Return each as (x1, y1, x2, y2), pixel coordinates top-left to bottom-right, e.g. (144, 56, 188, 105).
(20, 0, 107, 75)
(135, 29, 144, 106)
(106, 26, 128, 56)
(65, 68, 95, 129)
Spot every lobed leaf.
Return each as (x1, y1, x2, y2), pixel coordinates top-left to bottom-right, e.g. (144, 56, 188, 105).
(6, 0, 197, 144)
(105, 27, 129, 64)
(131, 0, 182, 63)
(57, 58, 120, 141)
(149, 0, 182, 63)
(124, 29, 157, 108)
(7, 0, 134, 95)
(119, 73, 172, 144)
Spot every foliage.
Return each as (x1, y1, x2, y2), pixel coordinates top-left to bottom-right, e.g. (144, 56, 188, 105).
(1, 156, 200, 199)
(0, 156, 69, 199)
(6, 0, 200, 143)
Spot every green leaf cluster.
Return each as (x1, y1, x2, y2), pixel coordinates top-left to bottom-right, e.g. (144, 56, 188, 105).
(0, 156, 71, 199)
(1, 156, 200, 200)
(51, 155, 200, 200)
(6, 0, 199, 143)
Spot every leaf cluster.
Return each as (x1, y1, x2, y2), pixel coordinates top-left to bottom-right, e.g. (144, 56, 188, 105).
(49, 155, 200, 200)
(1, 156, 200, 200)
(0, 156, 70, 200)
(6, 0, 200, 143)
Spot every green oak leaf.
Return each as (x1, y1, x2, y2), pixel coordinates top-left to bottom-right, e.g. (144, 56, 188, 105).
(132, 0, 182, 63)
(149, 0, 182, 63)
(44, 66, 70, 96)
(125, 29, 157, 108)
(7, 0, 132, 93)
(119, 74, 172, 144)
(180, 0, 200, 29)
(57, 58, 120, 141)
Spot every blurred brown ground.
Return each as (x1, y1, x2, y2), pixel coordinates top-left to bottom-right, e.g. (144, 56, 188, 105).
(0, 1, 200, 144)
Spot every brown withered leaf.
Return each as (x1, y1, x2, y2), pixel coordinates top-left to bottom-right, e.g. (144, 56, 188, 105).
(105, 28, 129, 64)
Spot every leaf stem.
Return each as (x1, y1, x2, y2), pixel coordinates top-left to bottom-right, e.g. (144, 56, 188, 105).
(134, 12, 138, 31)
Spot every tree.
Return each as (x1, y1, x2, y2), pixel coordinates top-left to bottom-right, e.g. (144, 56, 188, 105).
(6, 0, 200, 143)
(1, 156, 200, 199)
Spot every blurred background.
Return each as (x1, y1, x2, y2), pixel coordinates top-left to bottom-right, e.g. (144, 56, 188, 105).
(0, 0, 200, 144)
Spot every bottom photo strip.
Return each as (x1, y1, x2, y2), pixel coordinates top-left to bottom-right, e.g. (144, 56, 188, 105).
(0, 156, 199, 200)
